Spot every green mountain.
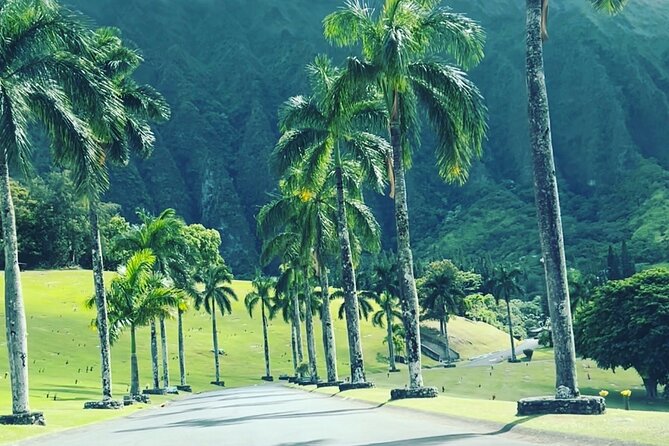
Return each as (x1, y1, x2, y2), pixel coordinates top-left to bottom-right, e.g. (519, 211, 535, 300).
(56, 0, 669, 284)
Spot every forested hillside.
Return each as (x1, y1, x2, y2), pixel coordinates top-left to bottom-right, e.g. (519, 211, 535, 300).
(43, 0, 668, 281)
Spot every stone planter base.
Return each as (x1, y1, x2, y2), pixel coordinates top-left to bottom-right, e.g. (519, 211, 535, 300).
(316, 381, 344, 388)
(142, 388, 167, 395)
(443, 363, 456, 368)
(508, 359, 522, 364)
(0, 412, 46, 426)
(210, 381, 225, 387)
(287, 376, 299, 383)
(297, 378, 320, 386)
(176, 385, 192, 392)
(389, 369, 401, 373)
(127, 394, 150, 404)
(339, 381, 375, 392)
(391, 386, 439, 400)
(517, 396, 606, 415)
(83, 400, 123, 410)
(278, 374, 291, 381)
(261, 376, 274, 382)
(165, 388, 180, 395)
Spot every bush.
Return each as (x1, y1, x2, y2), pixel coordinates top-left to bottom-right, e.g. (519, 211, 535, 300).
(523, 348, 534, 361)
(538, 329, 553, 347)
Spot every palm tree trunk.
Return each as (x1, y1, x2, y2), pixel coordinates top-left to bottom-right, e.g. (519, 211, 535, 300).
(439, 318, 446, 337)
(130, 324, 139, 396)
(303, 278, 318, 382)
(292, 289, 304, 364)
(386, 310, 397, 372)
(159, 316, 169, 388)
(527, 0, 579, 397)
(505, 299, 517, 361)
(443, 318, 452, 363)
(89, 205, 113, 401)
(391, 91, 424, 389)
(290, 322, 298, 375)
(150, 319, 160, 389)
(0, 152, 30, 415)
(178, 308, 187, 386)
(260, 301, 271, 378)
(211, 300, 220, 383)
(319, 269, 338, 382)
(334, 146, 366, 384)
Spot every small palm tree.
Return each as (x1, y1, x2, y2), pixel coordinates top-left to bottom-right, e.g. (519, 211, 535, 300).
(269, 282, 302, 375)
(491, 265, 524, 362)
(115, 208, 185, 390)
(193, 263, 238, 385)
(324, 0, 487, 392)
(244, 273, 277, 380)
(526, 0, 629, 398)
(89, 250, 180, 397)
(369, 293, 402, 372)
(336, 291, 373, 322)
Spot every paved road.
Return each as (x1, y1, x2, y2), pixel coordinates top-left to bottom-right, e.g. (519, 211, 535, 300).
(466, 339, 539, 367)
(16, 385, 571, 446)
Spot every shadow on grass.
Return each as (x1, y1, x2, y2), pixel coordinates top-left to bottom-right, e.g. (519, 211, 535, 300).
(358, 416, 540, 445)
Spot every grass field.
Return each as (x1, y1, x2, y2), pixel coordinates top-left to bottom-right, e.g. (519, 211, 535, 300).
(1, 270, 666, 444)
(0, 269, 511, 444)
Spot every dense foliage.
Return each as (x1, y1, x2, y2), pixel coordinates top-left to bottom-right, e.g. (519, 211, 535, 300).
(574, 268, 669, 398)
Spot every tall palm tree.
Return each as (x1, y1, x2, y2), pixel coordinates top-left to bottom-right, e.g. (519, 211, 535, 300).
(272, 55, 388, 385)
(491, 265, 524, 362)
(116, 208, 185, 390)
(526, 0, 629, 397)
(193, 263, 237, 385)
(0, 0, 121, 420)
(324, 0, 487, 392)
(244, 273, 276, 380)
(268, 281, 302, 375)
(81, 27, 169, 402)
(93, 250, 180, 397)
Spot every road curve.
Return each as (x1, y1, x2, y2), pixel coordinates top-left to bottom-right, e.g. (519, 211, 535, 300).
(18, 384, 563, 446)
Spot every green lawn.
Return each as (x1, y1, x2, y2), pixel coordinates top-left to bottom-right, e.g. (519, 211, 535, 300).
(0, 269, 509, 444)
(307, 385, 669, 446)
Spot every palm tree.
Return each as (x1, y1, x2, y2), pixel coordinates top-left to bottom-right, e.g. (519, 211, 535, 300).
(90, 250, 180, 397)
(416, 260, 470, 364)
(360, 252, 402, 371)
(268, 282, 301, 375)
(82, 27, 169, 402)
(525, 0, 629, 397)
(336, 291, 373, 322)
(0, 0, 121, 421)
(193, 263, 238, 385)
(272, 55, 388, 385)
(491, 265, 524, 362)
(324, 0, 487, 392)
(115, 208, 185, 390)
(244, 273, 277, 380)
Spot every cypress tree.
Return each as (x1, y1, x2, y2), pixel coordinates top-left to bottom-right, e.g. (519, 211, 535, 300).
(606, 245, 621, 281)
(620, 240, 636, 279)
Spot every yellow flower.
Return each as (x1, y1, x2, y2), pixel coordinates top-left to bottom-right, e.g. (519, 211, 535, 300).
(620, 389, 632, 397)
(298, 189, 314, 202)
(599, 390, 609, 397)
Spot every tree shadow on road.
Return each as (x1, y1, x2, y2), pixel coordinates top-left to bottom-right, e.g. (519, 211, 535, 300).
(357, 416, 540, 445)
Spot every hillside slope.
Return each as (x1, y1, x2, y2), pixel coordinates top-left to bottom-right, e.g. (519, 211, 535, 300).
(42, 0, 669, 281)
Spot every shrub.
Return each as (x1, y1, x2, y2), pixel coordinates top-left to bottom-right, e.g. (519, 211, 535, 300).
(523, 348, 534, 361)
(538, 329, 553, 347)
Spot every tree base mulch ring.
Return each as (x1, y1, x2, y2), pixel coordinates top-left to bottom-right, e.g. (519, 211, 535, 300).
(278, 375, 291, 381)
(0, 412, 46, 426)
(261, 376, 274, 382)
(142, 388, 167, 395)
(210, 381, 225, 387)
(287, 376, 299, 383)
(83, 400, 123, 410)
(390, 386, 439, 400)
(316, 381, 344, 388)
(176, 385, 192, 392)
(508, 359, 522, 364)
(517, 396, 605, 415)
(339, 381, 375, 392)
(389, 369, 401, 373)
(297, 378, 320, 386)
(443, 363, 456, 368)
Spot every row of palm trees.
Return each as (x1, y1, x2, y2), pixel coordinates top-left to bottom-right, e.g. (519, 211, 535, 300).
(256, 0, 631, 399)
(1, 0, 171, 420)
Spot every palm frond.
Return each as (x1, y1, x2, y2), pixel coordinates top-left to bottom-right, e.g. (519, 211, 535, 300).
(588, 0, 628, 14)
